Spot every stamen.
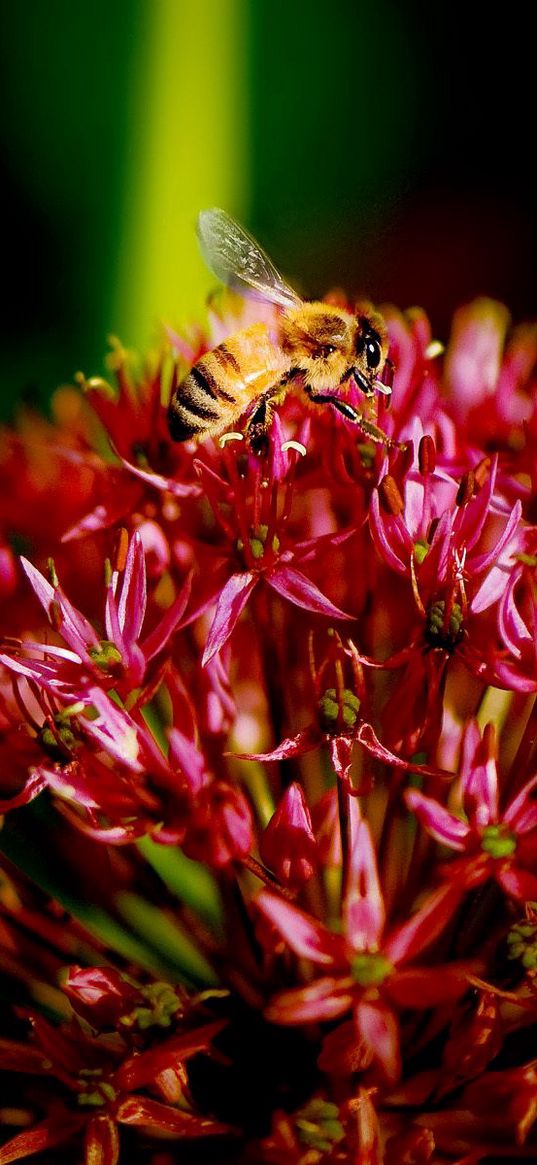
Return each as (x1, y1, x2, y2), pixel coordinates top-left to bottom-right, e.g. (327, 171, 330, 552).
(114, 528, 129, 574)
(456, 471, 475, 507)
(219, 431, 244, 447)
(418, 435, 436, 475)
(474, 456, 490, 488)
(281, 440, 307, 456)
(378, 474, 404, 516)
(47, 558, 59, 588)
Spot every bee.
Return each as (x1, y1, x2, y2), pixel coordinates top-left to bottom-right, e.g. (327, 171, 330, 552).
(168, 208, 395, 453)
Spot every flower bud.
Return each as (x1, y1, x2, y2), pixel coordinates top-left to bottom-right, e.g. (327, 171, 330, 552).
(184, 780, 253, 868)
(260, 783, 317, 888)
(64, 966, 141, 1029)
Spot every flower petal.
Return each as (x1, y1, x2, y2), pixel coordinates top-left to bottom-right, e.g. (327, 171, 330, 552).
(387, 964, 472, 1008)
(0, 770, 47, 813)
(385, 882, 465, 965)
(265, 977, 353, 1024)
(266, 564, 353, 621)
(114, 1021, 226, 1091)
(345, 810, 385, 950)
(117, 532, 147, 642)
(232, 724, 320, 762)
(356, 1000, 401, 1083)
(256, 890, 345, 967)
(497, 864, 537, 901)
(0, 1114, 84, 1165)
(202, 572, 257, 666)
(84, 1115, 119, 1165)
(142, 572, 193, 662)
(116, 1096, 231, 1137)
(404, 789, 469, 850)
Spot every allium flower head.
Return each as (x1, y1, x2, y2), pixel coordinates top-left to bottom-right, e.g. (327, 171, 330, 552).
(2, 280, 537, 1163)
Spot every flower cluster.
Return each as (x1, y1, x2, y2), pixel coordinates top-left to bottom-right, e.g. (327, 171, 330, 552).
(1, 291, 537, 1163)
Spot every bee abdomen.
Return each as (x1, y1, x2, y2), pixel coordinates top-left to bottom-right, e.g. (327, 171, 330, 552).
(168, 364, 233, 441)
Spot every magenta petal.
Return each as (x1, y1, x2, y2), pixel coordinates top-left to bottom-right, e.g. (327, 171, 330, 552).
(266, 977, 353, 1024)
(56, 587, 101, 654)
(504, 773, 537, 832)
(168, 727, 205, 795)
(232, 724, 320, 762)
(469, 499, 522, 576)
(105, 587, 128, 659)
(498, 572, 531, 656)
(497, 865, 537, 901)
(384, 882, 465, 965)
(345, 809, 385, 950)
(369, 490, 410, 575)
(119, 455, 201, 498)
(266, 564, 354, 621)
(404, 789, 469, 850)
(118, 531, 147, 642)
(459, 721, 498, 826)
(202, 571, 257, 666)
(256, 890, 346, 967)
(20, 557, 55, 612)
(356, 1000, 400, 1083)
(0, 770, 47, 813)
(142, 572, 193, 662)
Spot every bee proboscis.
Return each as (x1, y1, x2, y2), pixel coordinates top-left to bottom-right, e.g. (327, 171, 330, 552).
(168, 208, 395, 453)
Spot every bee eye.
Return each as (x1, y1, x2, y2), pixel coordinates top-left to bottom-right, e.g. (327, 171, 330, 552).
(321, 344, 336, 357)
(365, 338, 382, 369)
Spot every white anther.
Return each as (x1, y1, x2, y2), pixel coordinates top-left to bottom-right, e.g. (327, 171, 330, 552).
(425, 340, 445, 359)
(219, 431, 245, 447)
(281, 440, 307, 457)
(373, 380, 392, 395)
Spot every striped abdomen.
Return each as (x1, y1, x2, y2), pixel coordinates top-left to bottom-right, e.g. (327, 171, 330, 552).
(168, 323, 289, 442)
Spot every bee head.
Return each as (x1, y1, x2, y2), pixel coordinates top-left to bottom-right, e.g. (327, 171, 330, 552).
(280, 303, 356, 391)
(353, 307, 388, 394)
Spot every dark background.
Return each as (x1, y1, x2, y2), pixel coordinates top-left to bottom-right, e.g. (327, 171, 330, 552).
(1, 0, 535, 417)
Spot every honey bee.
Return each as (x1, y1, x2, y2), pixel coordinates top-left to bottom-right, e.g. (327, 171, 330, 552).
(168, 208, 395, 453)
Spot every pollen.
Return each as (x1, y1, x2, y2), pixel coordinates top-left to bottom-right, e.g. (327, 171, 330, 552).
(481, 823, 517, 859)
(425, 600, 464, 651)
(350, 952, 393, 987)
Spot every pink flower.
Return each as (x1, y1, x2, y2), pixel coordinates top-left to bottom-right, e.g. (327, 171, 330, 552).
(256, 806, 468, 1082)
(493, 552, 537, 691)
(7, 531, 191, 697)
(405, 719, 537, 901)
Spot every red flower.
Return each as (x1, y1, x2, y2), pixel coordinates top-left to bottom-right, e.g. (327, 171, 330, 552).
(0, 982, 232, 1165)
(185, 432, 355, 664)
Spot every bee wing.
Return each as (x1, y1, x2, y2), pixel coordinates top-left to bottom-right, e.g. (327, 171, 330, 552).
(197, 208, 301, 311)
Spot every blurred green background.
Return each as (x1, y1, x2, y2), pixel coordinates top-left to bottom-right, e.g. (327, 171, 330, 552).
(1, 0, 536, 417)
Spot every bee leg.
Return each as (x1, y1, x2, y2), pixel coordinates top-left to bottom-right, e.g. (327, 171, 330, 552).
(246, 394, 274, 458)
(357, 416, 407, 451)
(310, 392, 406, 451)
